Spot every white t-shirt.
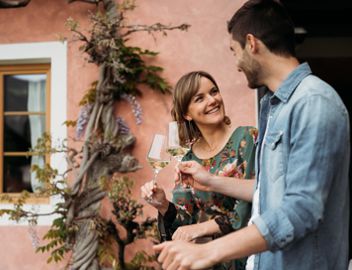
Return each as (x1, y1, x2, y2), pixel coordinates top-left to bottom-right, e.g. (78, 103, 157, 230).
(246, 181, 260, 270)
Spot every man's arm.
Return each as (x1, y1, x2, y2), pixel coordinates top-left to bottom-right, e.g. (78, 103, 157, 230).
(154, 224, 268, 270)
(208, 175, 255, 202)
(178, 160, 255, 202)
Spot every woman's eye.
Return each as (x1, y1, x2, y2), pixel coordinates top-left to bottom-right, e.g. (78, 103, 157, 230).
(210, 88, 219, 95)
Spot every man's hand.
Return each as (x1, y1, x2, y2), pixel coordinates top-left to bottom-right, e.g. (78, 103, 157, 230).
(153, 240, 217, 270)
(177, 161, 213, 191)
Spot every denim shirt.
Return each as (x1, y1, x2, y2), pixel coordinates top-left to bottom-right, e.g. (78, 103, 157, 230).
(252, 63, 350, 270)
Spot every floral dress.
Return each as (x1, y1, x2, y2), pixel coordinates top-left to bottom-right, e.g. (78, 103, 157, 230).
(159, 126, 257, 270)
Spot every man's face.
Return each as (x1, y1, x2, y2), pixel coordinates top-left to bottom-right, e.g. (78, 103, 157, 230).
(230, 39, 263, 89)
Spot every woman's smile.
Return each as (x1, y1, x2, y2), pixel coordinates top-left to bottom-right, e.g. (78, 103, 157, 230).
(205, 105, 220, 114)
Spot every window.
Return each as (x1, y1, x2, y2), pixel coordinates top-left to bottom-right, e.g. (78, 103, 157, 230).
(0, 64, 50, 194)
(0, 41, 67, 225)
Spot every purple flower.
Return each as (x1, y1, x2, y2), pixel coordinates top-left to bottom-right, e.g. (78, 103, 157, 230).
(76, 104, 93, 139)
(121, 93, 143, 125)
(116, 117, 130, 134)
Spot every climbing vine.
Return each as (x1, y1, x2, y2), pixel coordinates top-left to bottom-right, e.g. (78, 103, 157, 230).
(0, 0, 189, 269)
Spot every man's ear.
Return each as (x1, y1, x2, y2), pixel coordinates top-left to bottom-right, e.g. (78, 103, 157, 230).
(246, 34, 259, 54)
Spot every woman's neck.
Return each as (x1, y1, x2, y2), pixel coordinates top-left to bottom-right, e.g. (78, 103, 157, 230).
(195, 123, 232, 155)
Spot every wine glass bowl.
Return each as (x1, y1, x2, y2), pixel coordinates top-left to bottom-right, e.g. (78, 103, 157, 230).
(147, 133, 170, 182)
(146, 134, 170, 204)
(166, 147, 189, 162)
(167, 121, 193, 191)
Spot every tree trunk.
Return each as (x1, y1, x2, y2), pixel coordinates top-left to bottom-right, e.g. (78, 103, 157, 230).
(0, 0, 30, 8)
(69, 1, 130, 268)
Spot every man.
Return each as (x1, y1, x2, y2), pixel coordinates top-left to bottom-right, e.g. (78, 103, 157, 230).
(153, 0, 350, 269)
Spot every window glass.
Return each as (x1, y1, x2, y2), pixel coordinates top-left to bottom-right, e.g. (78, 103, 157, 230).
(4, 74, 46, 112)
(1, 66, 49, 194)
(4, 115, 45, 152)
(3, 155, 45, 193)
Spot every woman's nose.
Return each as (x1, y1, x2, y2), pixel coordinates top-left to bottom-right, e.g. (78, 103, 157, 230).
(206, 94, 217, 105)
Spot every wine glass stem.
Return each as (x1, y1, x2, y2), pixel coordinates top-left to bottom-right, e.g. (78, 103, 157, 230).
(175, 160, 183, 185)
(175, 159, 192, 191)
(153, 170, 159, 186)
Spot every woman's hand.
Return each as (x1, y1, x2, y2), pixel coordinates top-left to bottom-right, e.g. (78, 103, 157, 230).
(176, 160, 213, 191)
(141, 180, 169, 215)
(172, 220, 220, 241)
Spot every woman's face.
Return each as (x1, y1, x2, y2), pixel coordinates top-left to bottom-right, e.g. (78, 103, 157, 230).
(185, 76, 225, 126)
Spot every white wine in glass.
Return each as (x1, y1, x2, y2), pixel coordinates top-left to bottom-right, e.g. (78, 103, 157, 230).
(167, 121, 191, 160)
(147, 134, 170, 185)
(167, 121, 192, 190)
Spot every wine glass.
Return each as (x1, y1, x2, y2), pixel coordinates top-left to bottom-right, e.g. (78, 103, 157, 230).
(146, 134, 170, 203)
(167, 121, 193, 191)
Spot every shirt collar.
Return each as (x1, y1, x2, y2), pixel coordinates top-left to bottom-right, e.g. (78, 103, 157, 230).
(272, 62, 312, 103)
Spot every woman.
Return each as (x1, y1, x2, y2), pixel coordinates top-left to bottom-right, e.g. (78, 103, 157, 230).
(141, 71, 257, 270)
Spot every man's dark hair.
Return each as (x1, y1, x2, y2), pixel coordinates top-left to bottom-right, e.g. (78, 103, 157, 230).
(227, 0, 296, 56)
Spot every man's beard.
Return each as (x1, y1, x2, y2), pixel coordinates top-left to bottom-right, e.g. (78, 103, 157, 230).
(245, 68, 262, 89)
(240, 52, 263, 89)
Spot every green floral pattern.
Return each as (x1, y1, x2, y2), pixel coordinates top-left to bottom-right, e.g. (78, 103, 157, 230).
(167, 126, 257, 270)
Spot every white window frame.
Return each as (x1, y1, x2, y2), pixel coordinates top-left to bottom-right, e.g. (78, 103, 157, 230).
(0, 41, 67, 225)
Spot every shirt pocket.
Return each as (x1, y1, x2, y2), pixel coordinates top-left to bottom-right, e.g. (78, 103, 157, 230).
(263, 131, 284, 182)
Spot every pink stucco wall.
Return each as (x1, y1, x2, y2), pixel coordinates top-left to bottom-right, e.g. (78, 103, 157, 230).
(0, 0, 254, 269)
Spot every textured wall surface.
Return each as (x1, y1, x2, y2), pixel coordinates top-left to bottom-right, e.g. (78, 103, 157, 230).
(0, 0, 255, 269)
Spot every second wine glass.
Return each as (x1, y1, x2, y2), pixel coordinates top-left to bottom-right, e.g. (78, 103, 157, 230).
(167, 121, 193, 191)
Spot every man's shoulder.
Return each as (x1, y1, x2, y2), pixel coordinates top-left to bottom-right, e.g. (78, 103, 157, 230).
(292, 75, 339, 102)
(291, 75, 348, 117)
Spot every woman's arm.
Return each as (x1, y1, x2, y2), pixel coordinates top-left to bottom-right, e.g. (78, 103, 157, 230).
(171, 219, 220, 241)
(141, 178, 200, 240)
(140, 180, 170, 215)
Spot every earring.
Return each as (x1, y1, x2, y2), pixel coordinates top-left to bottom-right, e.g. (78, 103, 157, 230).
(224, 115, 231, 125)
(187, 120, 197, 143)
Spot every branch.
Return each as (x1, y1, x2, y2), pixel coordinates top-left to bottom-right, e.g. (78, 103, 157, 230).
(76, 190, 106, 212)
(3, 209, 58, 219)
(72, 225, 98, 263)
(0, 0, 30, 8)
(67, 0, 100, 4)
(107, 220, 124, 246)
(71, 238, 98, 269)
(71, 29, 90, 43)
(121, 22, 191, 37)
(65, 155, 79, 179)
(72, 151, 100, 195)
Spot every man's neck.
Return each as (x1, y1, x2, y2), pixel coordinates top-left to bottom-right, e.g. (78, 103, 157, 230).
(263, 55, 300, 92)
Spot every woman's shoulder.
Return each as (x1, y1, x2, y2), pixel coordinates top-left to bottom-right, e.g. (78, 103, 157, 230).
(232, 126, 258, 139)
(232, 125, 257, 134)
(228, 126, 258, 147)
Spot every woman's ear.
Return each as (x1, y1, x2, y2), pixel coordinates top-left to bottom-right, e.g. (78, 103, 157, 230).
(183, 114, 192, 121)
